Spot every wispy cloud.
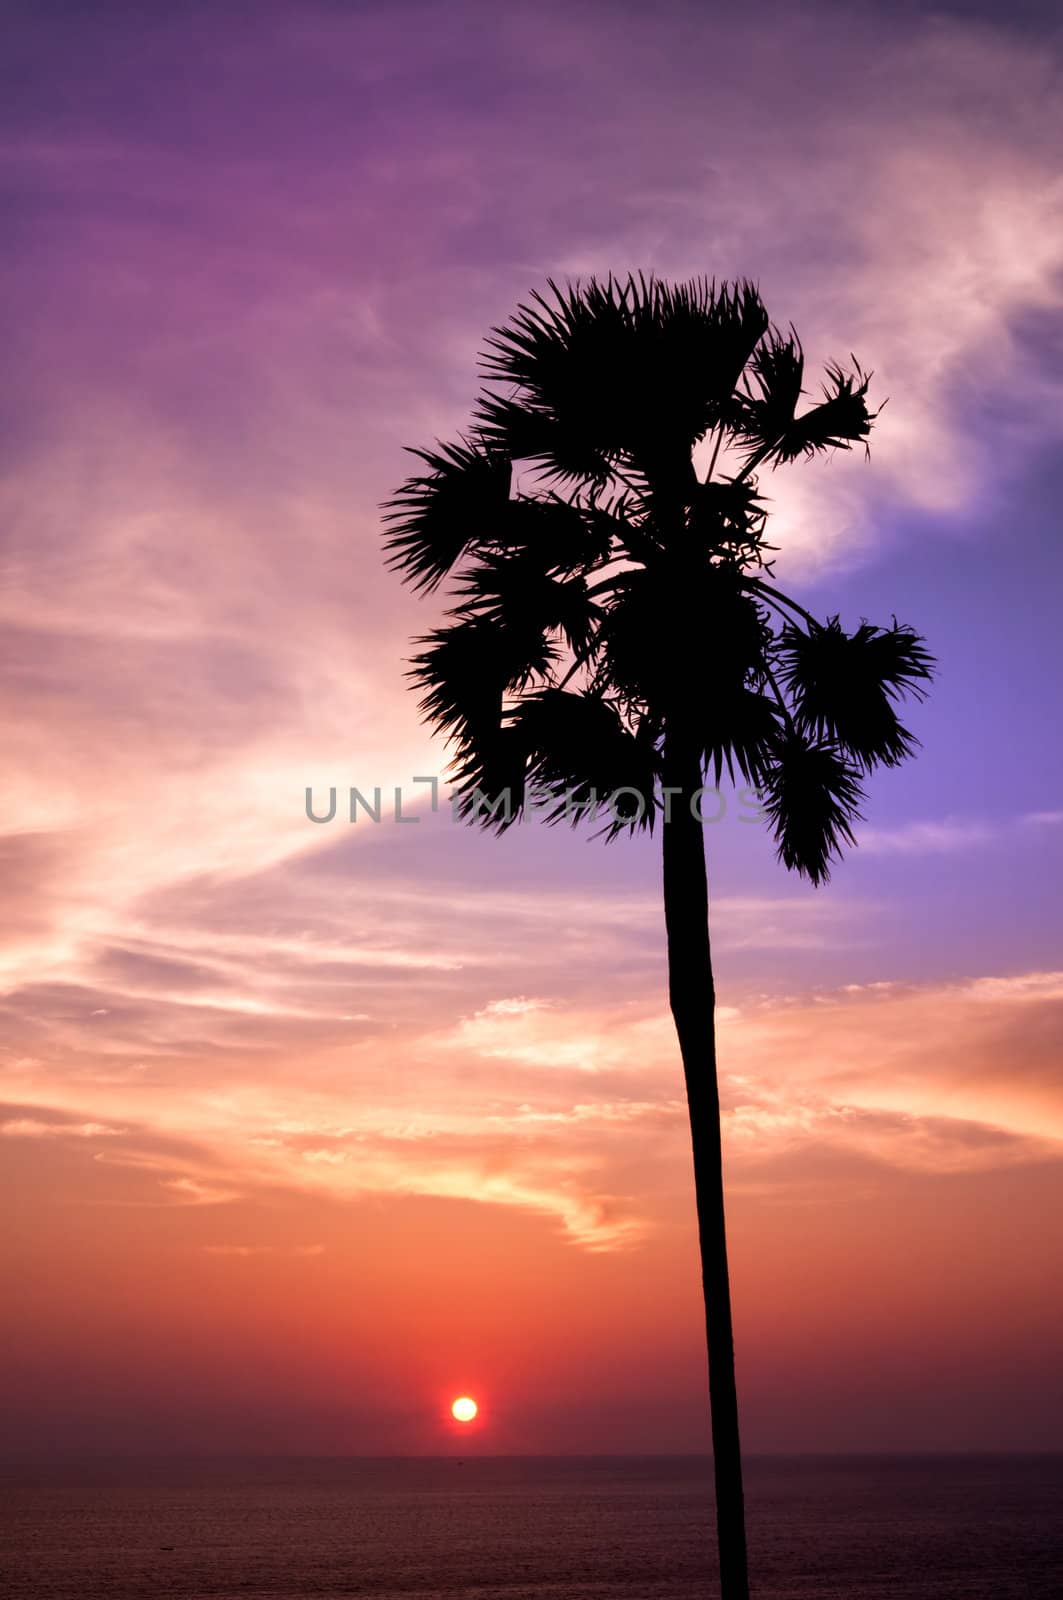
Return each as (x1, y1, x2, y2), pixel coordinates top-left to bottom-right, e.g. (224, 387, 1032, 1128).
(159, 1176, 242, 1206)
(6, 961, 1062, 1260)
(857, 807, 1063, 854)
(0, 1116, 124, 1139)
(857, 818, 995, 854)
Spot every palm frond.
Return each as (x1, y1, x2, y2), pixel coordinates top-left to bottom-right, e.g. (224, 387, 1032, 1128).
(514, 687, 659, 836)
(770, 359, 878, 464)
(863, 618, 936, 698)
(412, 615, 559, 831)
(646, 277, 771, 426)
(475, 394, 616, 486)
(776, 617, 934, 769)
(489, 493, 616, 572)
(761, 731, 865, 884)
(382, 440, 511, 592)
(725, 327, 805, 461)
(453, 552, 601, 657)
(583, 488, 661, 563)
(701, 686, 782, 786)
(409, 615, 557, 745)
(477, 275, 770, 485)
(449, 723, 528, 831)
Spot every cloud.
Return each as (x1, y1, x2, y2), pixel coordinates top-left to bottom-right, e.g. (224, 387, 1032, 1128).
(960, 971, 1063, 1004)
(159, 1176, 242, 1206)
(857, 818, 995, 854)
(856, 808, 1063, 854)
(437, 997, 617, 1072)
(714, 967, 1063, 1165)
(0, 1116, 123, 1139)
(5, 957, 1061, 1261)
(725, 1097, 1048, 1176)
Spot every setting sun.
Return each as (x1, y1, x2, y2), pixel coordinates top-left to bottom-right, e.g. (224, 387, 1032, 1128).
(451, 1397, 478, 1423)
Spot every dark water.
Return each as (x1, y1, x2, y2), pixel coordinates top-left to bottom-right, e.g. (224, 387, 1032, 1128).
(1, 1455, 1061, 1599)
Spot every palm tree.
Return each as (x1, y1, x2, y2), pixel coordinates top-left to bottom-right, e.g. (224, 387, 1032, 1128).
(383, 275, 933, 1600)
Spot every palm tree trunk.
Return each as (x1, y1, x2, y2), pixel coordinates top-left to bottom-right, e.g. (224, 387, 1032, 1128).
(662, 733, 750, 1600)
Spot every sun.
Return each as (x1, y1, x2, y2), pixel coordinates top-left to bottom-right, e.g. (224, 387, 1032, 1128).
(451, 1396, 478, 1423)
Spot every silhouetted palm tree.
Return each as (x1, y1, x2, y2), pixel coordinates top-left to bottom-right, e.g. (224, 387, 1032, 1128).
(383, 276, 933, 1600)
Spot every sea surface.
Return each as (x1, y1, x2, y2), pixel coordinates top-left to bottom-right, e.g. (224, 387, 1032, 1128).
(1, 1455, 1061, 1600)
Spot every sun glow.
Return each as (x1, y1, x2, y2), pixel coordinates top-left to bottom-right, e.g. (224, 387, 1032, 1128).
(451, 1396, 478, 1423)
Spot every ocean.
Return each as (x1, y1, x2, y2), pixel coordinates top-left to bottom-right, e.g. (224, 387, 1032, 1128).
(1, 1455, 1060, 1599)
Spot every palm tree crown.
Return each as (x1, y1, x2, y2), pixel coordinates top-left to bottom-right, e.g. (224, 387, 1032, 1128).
(384, 274, 933, 880)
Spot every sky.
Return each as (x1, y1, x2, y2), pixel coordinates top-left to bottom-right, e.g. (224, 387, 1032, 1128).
(2, 0, 1062, 1458)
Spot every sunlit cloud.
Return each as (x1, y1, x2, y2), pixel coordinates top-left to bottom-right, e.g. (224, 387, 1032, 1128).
(716, 971, 1063, 1158)
(960, 971, 1063, 1005)
(0, 1116, 124, 1140)
(161, 1176, 242, 1206)
(437, 998, 624, 1073)
(5, 960, 1061, 1261)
